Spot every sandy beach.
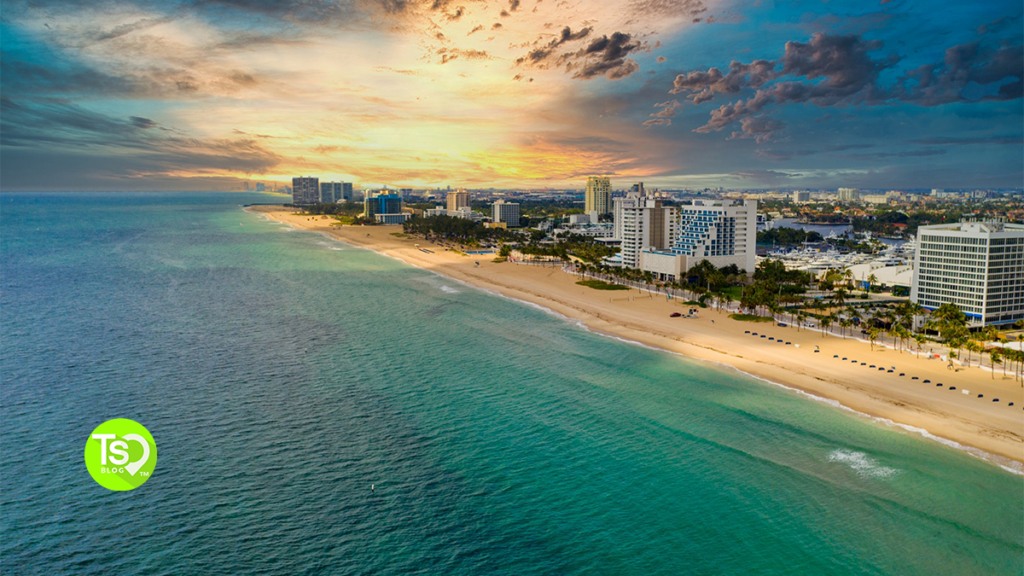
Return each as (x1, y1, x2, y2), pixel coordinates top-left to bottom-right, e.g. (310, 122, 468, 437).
(249, 206, 1024, 469)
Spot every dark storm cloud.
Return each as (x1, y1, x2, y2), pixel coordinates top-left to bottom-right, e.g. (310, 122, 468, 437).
(728, 115, 785, 143)
(896, 41, 1023, 105)
(665, 32, 1022, 140)
(569, 32, 642, 80)
(671, 59, 775, 103)
(514, 26, 591, 66)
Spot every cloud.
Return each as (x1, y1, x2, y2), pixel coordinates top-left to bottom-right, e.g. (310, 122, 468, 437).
(728, 115, 784, 143)
(130, 116, 159, 129)
(437, 47, 492, 63)
(730, 169, 797, 183)
(643, 118, 672, 126)
(845, 148, 946, 160)
(650, 100, 679, 118)
(569, 32, 642, 80)
(0, 97, 281, 188)
(629, 0, 707, 19)
(896, 41, 1023, 105)
(976, 15, 1020, 36)
(912, 135, 1024, 146)
(514, 26, 592, 66)
(93, 16, 176, 43)
(667, 32, 1021, 135)
(757, 143, 873, 161)
(671, 59, 775, 103)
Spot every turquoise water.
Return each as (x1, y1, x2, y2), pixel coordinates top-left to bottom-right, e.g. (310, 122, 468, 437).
(1, 192, 1021, 575)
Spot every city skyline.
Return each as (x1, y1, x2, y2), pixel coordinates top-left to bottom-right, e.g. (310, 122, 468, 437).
(1, 0, 1021, 191)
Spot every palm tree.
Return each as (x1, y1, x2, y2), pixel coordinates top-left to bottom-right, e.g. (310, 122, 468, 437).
(839, 318, 852, 338)
(894, 325, 911, 353)
(868, 328, 880, 350)
(965, 340, 982, 368)
(913, 334, 927, 358)
(866, 273, 878, 294)
(820, 314, 834, 338)
(832, 287, 848, 310)
(989, 350, 1002, 379)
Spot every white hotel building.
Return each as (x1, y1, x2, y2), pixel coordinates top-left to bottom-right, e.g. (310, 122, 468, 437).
(911, 220, 1024, 326)
(612, 189, 675, 269)
(639, 199, 757, 280)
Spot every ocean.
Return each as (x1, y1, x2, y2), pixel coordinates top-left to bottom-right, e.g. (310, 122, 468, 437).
(2, 192, 1021, 575)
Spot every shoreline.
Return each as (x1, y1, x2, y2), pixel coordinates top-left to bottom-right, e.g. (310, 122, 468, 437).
(248, 206, 1024, 472)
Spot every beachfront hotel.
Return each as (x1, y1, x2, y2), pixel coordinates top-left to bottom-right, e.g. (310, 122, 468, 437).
(492, 200, 520, 228)
(639, 199, 757, 280)
(911, 219, 1024, 326)
(292, 176, 320, 205)
(585, 176, 612, 215)
(362, 191, 409, 223)
(614, 186, 676, 269)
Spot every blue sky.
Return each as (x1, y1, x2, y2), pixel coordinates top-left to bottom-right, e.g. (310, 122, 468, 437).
(1, 0, 1021, 190)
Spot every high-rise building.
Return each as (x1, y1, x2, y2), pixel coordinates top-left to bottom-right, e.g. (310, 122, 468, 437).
(614, 187, 676, 269)
(447, 189, 470, 212)
(255, 182, 266, 192)
(792, 190, 810, 203)
(837, 187, 860, 202)
(363, 191, 403, 219)
(911, 220, 1024, 326)
(585, 176, 612, 215)
(640, 199, 756, 280)
(320, 182, 343, 203)
(292, 177, 319, 205)
(341, 182, 354, 201)
(492, 200, 520, 227)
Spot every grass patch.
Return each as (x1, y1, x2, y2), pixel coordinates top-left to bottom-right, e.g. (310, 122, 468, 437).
(729, 313, 774, 323)
(492, 256, 508, 263)
(683, 300, 707, 308)
(577, 279, 630, 291)
(720, 286, 743, 301)
(390, 232, 408, 238)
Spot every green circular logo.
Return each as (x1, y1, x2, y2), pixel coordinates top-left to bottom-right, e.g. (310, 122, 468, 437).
(84, 419, 157, 491)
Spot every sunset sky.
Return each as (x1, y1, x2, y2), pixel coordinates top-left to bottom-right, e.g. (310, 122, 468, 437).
(1, 0, 1021, 191)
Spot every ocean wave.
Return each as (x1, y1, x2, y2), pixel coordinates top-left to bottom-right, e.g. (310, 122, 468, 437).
(316, 240, 344, 251)
(246, 208, 1023, 477)
(827, 449, 900, 478)
(439, 285, 460, 294)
